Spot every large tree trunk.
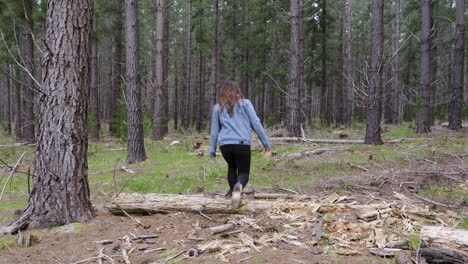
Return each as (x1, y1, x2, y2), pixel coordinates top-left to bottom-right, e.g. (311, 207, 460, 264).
(152, 0, 166, 140)
(343, 0, 352, 126)
(162, 4, 169, 136)
(90, 36, 100, 140)
(182, 0, 193, 131)
(229, 0, 237, 80)
(402, 38, 415, 122)
(196, 0, 205, 133)
(337, 0, 352, 127)
(287, 0, 303, 137)
(125, 0, 147, 164)
(416, 0, 433, 133)
(9, 0, 95, 232)
(110, 0, 123, 136)
(364, 0, 384, 145)
(319, 0, 330, 126)
(208, 0, 220, 120)
(14, 67, 22, 139)
(385, 0, 400, 125)
(19, 0, 35, 143)
(448, 0, 464, 130)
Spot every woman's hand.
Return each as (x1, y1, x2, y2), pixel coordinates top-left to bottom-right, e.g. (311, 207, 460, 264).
(261, 148, 272, 157)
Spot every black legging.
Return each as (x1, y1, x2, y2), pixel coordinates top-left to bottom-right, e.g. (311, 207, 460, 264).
(220, 144, 251, 191)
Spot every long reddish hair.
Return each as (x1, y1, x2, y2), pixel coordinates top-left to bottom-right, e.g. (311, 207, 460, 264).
(219, 80, 244, 116)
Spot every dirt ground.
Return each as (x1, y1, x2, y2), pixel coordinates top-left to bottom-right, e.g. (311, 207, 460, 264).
(0, 126, 466, 264)
(1, 157, 466, 264)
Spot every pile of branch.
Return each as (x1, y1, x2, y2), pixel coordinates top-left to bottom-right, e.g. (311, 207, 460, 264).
(71, 233, 165, 264)
(104, 191, 466, 261)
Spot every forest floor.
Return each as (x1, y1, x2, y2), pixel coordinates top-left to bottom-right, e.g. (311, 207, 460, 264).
(0, 123, 466, 264)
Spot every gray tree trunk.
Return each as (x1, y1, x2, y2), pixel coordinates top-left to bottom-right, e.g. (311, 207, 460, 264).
(416, 0, 433, 133)
(90, 36, 100, 140)
(110, 0, 123, 136)
(448, 0, 464, 130)
(364, 0, 384, 145)
(183, 0, 193, 131)
(162, 4, 169, 135)
(125, 0, 147, 164)
(196, 0, 205, 133)
(385, 0, 400, 125)
(14, 67, 22, 139)
(10, 0, 95, 231)
(230, 0, 237, 80)
(319, 0, 331, 126)
(152, 0, 166, 140)
(19, 0, 35, 142)
(287, 0, 304, 136)
(208, 0, 220, 117)
(343, 0, 352, 126)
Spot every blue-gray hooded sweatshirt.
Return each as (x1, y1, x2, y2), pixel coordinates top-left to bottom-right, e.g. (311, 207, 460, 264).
(209, 99, 271, 157)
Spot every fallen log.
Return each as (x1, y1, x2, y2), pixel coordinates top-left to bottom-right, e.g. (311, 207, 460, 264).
(279, 147, 348, 160)
(107, 193, 397, 215)
(420, 226, 468, 264)
(269, 137, 364, 144)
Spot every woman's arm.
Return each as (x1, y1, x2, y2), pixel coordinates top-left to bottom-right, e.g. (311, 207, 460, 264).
(245, 100, 271, 149)
(208, 105, 220, 157)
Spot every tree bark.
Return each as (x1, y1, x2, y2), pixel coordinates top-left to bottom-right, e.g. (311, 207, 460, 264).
(14, 67, 22, 139)
(173, 55, 179, 131)
(90, 36, 100, 140)
(125, 0, 147, 164)
(319, 0, 330, 126)
(208, 0, 220, 121)
(110, 0, 124, 136)
(196, 0, 205, 133)
(162, 3, 170, 135)
(420, 226, 468, 263)
(364, 0, 384, 145)
(288, 0, 304, 137)
(448, 0, 464, 130)
(385, 0, 400, 125)
(19, 0, 35, 143)
(152, 0, 166, 140)
(10, 0, 96, 231)
(416, 0, 433, 133)
(230, 0, 237, 80)
(182, 0, 193, 131)
(343, 0, 352, 126)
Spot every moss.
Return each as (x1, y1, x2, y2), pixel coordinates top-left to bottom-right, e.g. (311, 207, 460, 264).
(51, 222, 84, 234)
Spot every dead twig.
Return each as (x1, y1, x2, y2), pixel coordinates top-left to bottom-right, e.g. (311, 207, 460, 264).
(413, 194, 459, 209)
(0, 152, 26, 201)
(198, 211, 214, 221)
(164, 249, 186, 262)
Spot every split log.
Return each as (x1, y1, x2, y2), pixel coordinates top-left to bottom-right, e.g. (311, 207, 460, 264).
(269, 137, 364, 144)
(420, 226, 468, 264)
(107, 193, 396, 215)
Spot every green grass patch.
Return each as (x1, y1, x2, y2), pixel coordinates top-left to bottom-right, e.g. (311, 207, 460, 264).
(419, 185, 468, 201)
(458, 218, 468, 230)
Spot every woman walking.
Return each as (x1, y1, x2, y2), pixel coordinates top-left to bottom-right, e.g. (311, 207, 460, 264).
(209, 80, 271, 209)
